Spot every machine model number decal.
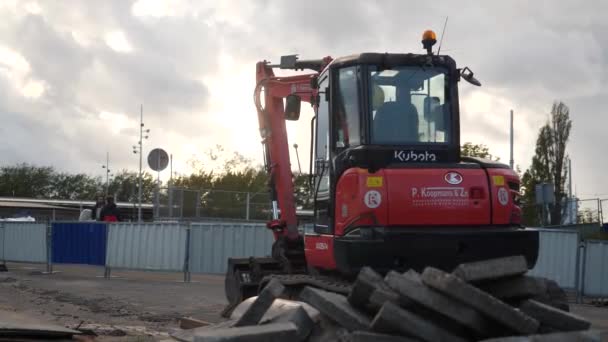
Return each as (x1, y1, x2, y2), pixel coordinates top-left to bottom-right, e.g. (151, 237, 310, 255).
(497, 187, 509, 206)
(394, 150, 437, 162)
(364, 190, 382, 209)
(315, 242, 329, 250)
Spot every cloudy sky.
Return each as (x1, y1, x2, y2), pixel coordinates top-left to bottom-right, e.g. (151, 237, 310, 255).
(0, 0, 606, 199)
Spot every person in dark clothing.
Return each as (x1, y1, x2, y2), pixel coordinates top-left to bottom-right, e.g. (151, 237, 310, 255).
(91, 195, 105, 221)
(100, 196, 120, 222)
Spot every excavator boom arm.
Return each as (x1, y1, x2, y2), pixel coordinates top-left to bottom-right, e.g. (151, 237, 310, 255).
(254, 58, 330, 241)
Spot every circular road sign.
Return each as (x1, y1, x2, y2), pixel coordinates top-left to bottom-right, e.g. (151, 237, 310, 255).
(147, 148, 169, 171)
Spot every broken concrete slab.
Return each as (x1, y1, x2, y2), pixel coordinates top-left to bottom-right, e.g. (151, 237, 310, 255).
(479, 276, 547, 300)
(519, 299, 590, 332)
(348, 267, 388, 310)
(368, 287, 401, 312)
(452, 255, 528, 283)
(384, 270, 492, 336)
(231, 297, 321, 325)
(233, 279, 285, 327)
(421, 267, 539, 335)
(299, 286, 370, 332)
(478, 329, 605, 342)
(339, 330, 419, 342)
(193, 322, 298, 342)
(172, 320, 237, 342)
(267, 306, 314, 341)
(370, 301, 468, 342)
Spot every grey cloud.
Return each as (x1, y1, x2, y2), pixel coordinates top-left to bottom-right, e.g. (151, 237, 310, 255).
(0, 0, 606, 196)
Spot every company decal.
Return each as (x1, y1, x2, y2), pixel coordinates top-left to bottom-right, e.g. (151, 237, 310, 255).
(315, 242, 329, 250)
(394, 150, 437, 162)
(366, 176, 383, 188)
(411, 187, 469, 207)
(444, 172, 463, 185)
(493, 175, 505, 186)
(497, 187, 509, 206)
(364, 190, 382, 209)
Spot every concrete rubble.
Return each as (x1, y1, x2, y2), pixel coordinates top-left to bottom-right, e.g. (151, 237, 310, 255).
(172, 255, 602, 342)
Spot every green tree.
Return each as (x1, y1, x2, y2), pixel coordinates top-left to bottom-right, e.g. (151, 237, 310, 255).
(0, 163, 56, 198)
(50, 173, 101, 200)
(461, 142, 500, 161)
(521, 101, 572, 226)
(107, 170, 156, 203)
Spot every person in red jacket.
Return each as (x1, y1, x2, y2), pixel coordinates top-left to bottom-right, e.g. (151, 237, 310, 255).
(100, 196, 120, 222)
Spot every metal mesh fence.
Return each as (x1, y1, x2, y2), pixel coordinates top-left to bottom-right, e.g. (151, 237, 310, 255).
(523, 197, 606, 225)
(156, 187, 272, 221)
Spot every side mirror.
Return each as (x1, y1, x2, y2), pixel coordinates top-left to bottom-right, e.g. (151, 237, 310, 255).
(285, 94, 301, 120)
(460, 67, 481, 87)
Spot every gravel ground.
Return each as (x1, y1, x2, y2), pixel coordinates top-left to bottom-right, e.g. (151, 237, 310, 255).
(1, 262, 607, 340)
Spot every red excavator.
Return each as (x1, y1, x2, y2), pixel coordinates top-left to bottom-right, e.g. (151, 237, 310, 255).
(224, 30, 539, 314)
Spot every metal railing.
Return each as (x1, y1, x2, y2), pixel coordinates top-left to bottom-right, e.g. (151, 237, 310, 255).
(155, 187, 272, 221)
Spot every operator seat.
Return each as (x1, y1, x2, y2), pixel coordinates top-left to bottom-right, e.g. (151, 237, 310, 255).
(373, 101, 420, 144)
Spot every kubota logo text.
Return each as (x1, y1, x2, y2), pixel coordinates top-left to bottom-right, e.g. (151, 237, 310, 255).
(394, 150, 437, 162)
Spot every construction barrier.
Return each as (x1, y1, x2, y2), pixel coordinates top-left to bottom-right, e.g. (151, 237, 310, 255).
(581, 240, 608, 297)
(0, 222, 48, 264)
(51, 222, 107, 265)
(105, 222, 187, 273)
(528, 228, 580, 290)
(188, 222, 273, 274)
(2, 221, 608, 299)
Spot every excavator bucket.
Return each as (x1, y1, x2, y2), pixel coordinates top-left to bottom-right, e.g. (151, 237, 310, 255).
(222, 257, 283, 317)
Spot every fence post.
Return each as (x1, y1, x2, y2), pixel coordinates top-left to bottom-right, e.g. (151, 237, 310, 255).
(184, 224, 191, 283)
(0, 222, 6, 271)
(598, 198, 604, 224)
(104, 223, 111, 279)
(579, 240, 587, 300)
(575, 239, 582, 303)
(245, 192, 250, 221)
(46, 221, 53, 274)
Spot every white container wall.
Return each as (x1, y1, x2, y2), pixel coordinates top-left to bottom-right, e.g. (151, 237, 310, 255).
(0, 222, 47, 263)
(582, 240, 608, 297)
(528, 229, 580, 289)
(106, 223, 187, 271)
(189, 223, 273, 274)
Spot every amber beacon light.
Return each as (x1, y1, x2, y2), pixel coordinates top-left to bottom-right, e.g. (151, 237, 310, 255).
(422, 29, 437, 55)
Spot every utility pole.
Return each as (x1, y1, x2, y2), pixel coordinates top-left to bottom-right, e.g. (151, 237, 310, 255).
(509, 109, 514, 169)
(133, 104, 150, 222)
(101, 152, 111, 196)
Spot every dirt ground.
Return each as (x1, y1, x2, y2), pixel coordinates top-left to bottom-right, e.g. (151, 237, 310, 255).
(0, 262, 227, 340)
(1, 262, 607, 340)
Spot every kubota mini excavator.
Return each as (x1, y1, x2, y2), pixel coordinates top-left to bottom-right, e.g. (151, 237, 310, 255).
(223, 30, 539, 314)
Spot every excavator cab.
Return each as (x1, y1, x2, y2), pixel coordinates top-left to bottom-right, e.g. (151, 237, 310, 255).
(303, 52, 537, 275)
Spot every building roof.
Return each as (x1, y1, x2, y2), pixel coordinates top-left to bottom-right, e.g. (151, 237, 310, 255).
(0, 197, 153, 209)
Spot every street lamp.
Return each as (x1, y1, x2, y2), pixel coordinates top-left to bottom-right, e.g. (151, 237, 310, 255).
(132, 104, 150, 222)
(101, 152, 111, 196)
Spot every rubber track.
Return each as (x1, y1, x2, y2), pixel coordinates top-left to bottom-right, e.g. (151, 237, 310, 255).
(259, 273, 352, 295)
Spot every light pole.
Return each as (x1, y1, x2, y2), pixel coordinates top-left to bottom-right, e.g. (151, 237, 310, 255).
(101, 152, 111, 196)
(132, 104, 149, 222)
